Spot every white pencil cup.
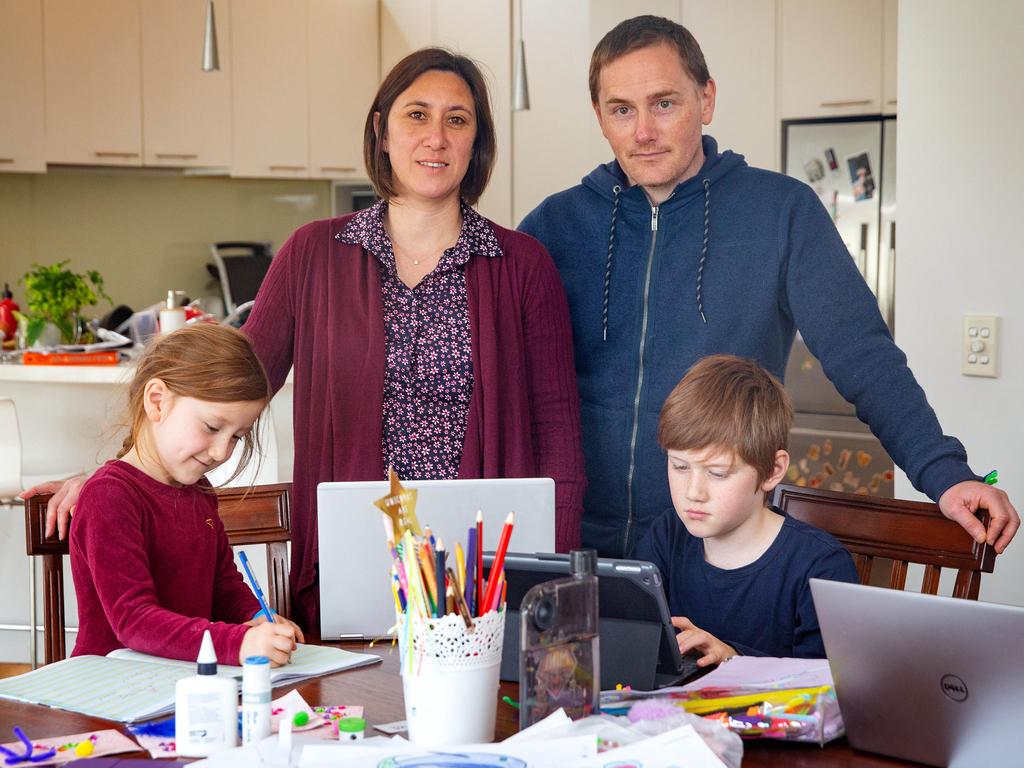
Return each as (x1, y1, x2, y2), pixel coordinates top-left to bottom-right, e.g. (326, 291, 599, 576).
(398, 609, 505, 747)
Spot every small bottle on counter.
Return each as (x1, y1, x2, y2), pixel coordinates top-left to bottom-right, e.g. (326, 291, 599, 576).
(241, 655, 272, 744)
(337, 716, 366, 741)
(159, 290, 186, 334)
(175, 630, 238, 756)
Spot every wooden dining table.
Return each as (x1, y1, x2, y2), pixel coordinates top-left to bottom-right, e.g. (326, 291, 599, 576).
(0, 642, 914, 766)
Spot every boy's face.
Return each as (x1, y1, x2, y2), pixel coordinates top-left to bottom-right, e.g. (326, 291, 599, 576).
(666, 446, 785, 542)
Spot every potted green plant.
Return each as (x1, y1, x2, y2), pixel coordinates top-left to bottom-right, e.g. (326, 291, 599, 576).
(16, 260, 112, 346)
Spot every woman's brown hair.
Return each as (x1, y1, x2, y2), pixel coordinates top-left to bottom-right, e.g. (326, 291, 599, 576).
(118, 324, 271, 486)
(659, 354, 793, 485)
(364, 47, 496, 206)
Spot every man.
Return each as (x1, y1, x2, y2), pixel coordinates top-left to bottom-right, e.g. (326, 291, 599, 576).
(518, 15, 1018, 558)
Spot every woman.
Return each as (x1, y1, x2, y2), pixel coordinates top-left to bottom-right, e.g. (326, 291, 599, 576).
(33, 48, 585, 635)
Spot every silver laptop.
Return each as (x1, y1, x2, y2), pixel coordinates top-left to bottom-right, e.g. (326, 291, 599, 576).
(811, 578, 1024, 767)
(317, 478, 556, 639)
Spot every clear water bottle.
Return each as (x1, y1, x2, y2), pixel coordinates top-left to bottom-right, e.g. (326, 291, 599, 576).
(519, 549, 600, 729)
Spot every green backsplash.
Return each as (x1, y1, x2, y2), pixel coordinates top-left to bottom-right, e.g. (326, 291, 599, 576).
(0, 169, 331, 314)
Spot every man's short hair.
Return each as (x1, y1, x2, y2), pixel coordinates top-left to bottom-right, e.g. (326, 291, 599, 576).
(659, 354, 793, 485)
(363, 47, 496, 206)
(589, 15, 711, 103)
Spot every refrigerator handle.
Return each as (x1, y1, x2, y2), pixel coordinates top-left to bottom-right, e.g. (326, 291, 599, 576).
(886, 222, 896, 330)
(857, 223, 869, 279)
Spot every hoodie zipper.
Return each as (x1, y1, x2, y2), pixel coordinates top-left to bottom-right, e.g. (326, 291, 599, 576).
(623, 204, 659, 555)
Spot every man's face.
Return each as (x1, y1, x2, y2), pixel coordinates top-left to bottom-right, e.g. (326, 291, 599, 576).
(593, 43, 716, 203)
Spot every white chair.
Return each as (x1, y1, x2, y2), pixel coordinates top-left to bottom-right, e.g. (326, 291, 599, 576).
(1, 396, 80, 669)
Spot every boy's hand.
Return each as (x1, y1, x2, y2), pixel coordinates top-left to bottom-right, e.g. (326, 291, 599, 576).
(239, 620, 298, 666)
(672, 616, 737, 667)
(246, 612, 305, 644)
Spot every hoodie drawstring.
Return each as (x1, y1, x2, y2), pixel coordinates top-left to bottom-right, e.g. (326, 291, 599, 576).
(603, 177, 711, 337)
(602, 184, 621, 341)
(696, 178, 710, 324)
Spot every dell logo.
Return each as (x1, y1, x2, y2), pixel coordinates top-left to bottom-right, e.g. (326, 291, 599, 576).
(941, 674, 969, 702)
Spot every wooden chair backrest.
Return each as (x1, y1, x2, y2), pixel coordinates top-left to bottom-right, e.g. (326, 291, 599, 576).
(772, 484, 995, 599)
(24, 482, 292, 665)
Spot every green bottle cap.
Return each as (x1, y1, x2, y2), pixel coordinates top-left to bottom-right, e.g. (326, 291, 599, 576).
(338, 717, 366, 732)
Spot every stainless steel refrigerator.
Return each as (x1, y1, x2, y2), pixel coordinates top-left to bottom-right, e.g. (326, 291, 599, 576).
(782, 116, 897, 497)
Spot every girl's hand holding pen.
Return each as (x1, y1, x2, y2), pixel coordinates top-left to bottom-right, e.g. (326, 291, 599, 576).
(240, 620, 298, 666)
(244, 612, 306, 644)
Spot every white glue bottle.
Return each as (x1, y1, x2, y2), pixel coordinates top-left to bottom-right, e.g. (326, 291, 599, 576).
(175, 629, 238, 756)
(241, 655, 272, 744)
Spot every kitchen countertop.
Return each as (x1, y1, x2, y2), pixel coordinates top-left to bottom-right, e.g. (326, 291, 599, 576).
(0, 362, 134, 384)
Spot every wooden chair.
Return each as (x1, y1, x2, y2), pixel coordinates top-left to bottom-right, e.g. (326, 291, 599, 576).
(772, 483, 995, 599)
(23, 482, 292, 665)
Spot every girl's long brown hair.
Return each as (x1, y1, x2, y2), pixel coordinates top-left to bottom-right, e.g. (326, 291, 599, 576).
(118, 324, 271, 486)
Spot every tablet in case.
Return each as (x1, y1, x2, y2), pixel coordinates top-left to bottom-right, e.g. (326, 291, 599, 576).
(487, 552, 703, 690)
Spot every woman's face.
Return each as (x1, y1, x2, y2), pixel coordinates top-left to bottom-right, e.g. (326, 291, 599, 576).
(381, 69, 477, 206)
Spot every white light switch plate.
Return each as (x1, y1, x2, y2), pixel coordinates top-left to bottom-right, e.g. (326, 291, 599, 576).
(962, 315, 999, 377)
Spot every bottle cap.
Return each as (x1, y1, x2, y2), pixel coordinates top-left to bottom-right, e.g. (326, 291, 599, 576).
(196, 629, 218, 675)
(2, 283, 12, 300)
(337, 717, 366, 733)
(570, 548, 597, 577)
(166, 290, 176, 309)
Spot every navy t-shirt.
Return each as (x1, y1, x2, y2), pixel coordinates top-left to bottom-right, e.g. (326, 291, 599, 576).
(634, 507, 858, 658)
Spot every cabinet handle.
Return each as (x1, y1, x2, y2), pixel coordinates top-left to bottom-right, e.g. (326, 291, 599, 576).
(94, 150, 140, 158)
(886, 99, 897, 105)
(0, 158, 14, 164)
(320, 166, 357, 173)
(819, 99, 874, 108)
(269, 164, 307, 171)
(155, 152, 199, 160)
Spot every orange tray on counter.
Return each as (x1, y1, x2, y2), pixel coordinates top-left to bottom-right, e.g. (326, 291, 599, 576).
(22, 350, 121, 365)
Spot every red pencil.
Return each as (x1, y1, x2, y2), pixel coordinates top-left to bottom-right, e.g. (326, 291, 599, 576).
(476, 510, 484, 617)
(481, 512, 514, 615)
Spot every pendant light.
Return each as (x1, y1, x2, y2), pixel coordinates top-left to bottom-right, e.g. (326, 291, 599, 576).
(512, 0, 530, 111)
(202, 0, 220, 72)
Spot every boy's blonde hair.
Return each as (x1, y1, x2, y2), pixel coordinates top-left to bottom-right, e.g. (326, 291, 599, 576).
(658, 354, 793, 485)
(118, 324, 271, 485)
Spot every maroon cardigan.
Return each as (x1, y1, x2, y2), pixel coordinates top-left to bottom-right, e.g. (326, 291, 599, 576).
(243, 213, 586, 633)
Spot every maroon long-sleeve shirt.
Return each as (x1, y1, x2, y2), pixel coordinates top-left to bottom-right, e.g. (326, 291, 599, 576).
(243, 212, 586, 633)
(70, 461, 260, 664)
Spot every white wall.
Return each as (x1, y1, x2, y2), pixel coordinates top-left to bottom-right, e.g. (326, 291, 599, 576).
(897, 0, 1023, 606)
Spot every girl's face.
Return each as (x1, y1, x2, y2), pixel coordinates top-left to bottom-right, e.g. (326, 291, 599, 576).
(380, 69, 477, 206)
(141, 382, 264, 487)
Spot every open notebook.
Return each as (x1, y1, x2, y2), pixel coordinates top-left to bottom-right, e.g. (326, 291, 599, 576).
(0, 644, 380, 723)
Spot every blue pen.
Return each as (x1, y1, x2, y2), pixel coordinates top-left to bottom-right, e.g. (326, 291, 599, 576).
(238, 551, 274, 623)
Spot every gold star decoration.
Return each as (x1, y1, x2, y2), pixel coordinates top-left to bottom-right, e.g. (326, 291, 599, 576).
(373, 466, 422, 540)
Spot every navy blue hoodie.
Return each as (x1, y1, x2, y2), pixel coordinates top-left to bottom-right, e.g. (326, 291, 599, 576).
(519, 135, 976, 558)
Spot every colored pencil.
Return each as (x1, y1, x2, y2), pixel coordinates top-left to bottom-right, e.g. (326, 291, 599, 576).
(455, 541, 466, 595)
(465, 527, 477, 616)
(434, 540, 446, 618)
(481, 512, 515, 614)
(447, 567, 474, 630)
(476, 510, 484, 617)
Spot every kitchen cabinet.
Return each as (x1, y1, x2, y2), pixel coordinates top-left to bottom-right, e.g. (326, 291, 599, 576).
(308, 0, 379, 181)
(683, 0, 778, 171)
(381, 0, 512, 226)
(882, 0, 897, 114)
(43, 0, 143, 166)
(779, 0, 884, 119)
(0, 0, 46, 173)
(230, 0, 310, 178)
(141, 0, 232, 168)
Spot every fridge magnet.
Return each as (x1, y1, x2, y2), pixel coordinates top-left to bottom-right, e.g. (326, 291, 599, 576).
(804, 157, 825, 183)
(846, 152, 876, 201)
(825, 147, 839, 173)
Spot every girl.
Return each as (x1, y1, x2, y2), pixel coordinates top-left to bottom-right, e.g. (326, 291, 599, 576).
(69, 324, 301, 666)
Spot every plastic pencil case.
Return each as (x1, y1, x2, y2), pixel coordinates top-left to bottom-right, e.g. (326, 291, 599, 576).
(22, 351, 121, 365)
(679, 684, 843, 745)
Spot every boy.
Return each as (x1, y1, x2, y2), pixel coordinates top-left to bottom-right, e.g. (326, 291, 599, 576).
(634, 354, 857, 664)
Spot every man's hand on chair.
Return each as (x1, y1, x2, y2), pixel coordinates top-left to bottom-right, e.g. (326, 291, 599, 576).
(20, 475, 88, 540)
(939, 480, 1020, 554)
